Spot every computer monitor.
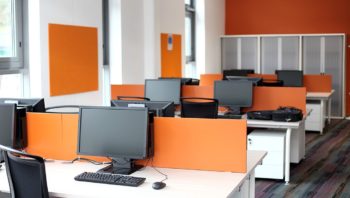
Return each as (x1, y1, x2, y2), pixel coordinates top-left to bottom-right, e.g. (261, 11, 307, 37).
(226, 76, 262, 86)
(276, 70, 303, 87)
(0, 104, 16, 162)
(0, 98, 45, 149)
(77, 106, 153, 175)
(158, 77, 194, 85)
(223, 69, 255, 80)
(111, 100, 175, 117)
(145, 79, 181, 104)
(214, 80, 253, 115)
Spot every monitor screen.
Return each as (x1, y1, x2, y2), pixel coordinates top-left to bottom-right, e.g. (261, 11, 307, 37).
(214, 80, 253, 108)
(145, 79, 181, 104)
(226, 76, 262, 86)
(111, 100, 175, 117)
(223, 69, 255, 80)
(0, 104, 16, 162)
(276, 70, 303, 87)
(0, 98, 45, 112)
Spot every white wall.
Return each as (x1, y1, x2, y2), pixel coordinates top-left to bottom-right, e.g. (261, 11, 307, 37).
(28, 0, 104, 106)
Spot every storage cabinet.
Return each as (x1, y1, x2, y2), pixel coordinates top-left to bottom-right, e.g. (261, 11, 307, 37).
(247, 130, 285, 179)
(306, 101, 326, 133)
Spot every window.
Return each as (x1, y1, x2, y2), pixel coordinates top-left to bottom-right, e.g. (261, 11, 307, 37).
(0, 0, 23, 69)
(0, 0, 24, 97)
(185, 0, 195, 63)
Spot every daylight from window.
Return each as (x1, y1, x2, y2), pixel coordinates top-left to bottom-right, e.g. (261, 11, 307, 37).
(0, 0, 14, 57)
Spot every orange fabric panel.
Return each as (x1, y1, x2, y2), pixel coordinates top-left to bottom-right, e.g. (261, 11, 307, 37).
(248, 74, 277, 81)
(49, 24, 98, 96)
(182, 85, 214, 98)
(303, 75, 332, 92)
(245, 87, 306, 113)
(26, 113, 62, 159)
(200, 74, 223, 86)
(110, 84, 144, 100)
(152, 117, 247, 172)
(161, 34, 182, 77)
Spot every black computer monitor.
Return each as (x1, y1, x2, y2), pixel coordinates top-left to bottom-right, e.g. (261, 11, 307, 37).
(77, 106, 153, 175)
(0, 98, 45, 112)
(145, 79, 181, 104)
(214, 80, 253, 115)
(276, 70, 303, 87)
(226, 76, 262, 86)
(0, 104, 16, 162)
(111, 100, 175, 117)
(158, 77, 194, 85)
(223, 69, 255, 80)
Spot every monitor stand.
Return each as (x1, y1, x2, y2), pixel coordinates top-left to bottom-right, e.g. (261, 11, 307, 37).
(97, 158, 143, 175)
(224, 106, 242, 115)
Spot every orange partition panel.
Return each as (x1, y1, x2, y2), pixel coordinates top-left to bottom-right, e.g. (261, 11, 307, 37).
(110, 84, 144, 100)
(161, 33, 182, 77)
(152, 117, 247, 172)
(49, 24, 98, 96)
(26, 113, 62, 159)
(246, 87, 307, 113)
(248, 74, 277, 80)
(182, 85, 214, 98)
(303, 75, 332, 92)
(200, 74, 223, 86)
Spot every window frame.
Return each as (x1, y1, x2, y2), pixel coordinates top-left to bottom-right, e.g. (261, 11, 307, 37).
(0, 0, 24, 70)
(185, 0, 195, 63)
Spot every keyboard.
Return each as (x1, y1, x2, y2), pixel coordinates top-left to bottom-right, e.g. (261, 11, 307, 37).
(74, 172, 146, 187)
(217, 114, 242, 119)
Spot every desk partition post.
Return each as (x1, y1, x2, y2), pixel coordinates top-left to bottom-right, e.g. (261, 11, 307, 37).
(327, 98, 332, 124)
(285, 128, 291, 185)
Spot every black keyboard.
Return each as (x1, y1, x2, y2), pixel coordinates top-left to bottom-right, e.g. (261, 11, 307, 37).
(218, 114, 242, 119)
(74, 172, 146, 187)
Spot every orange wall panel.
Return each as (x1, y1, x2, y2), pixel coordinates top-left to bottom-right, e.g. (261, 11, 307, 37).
(110, 84, 144, 100)
(49, 24, 98, 96)
(200, 74, 223, 86)
(161, 34, 182, 78)
(303, 75, 332, 92)
(152, 117, 247, 172)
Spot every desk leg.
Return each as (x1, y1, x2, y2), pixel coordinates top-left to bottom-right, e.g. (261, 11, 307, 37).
(327, 98, 332, 125)
(285, 128, 291, 185)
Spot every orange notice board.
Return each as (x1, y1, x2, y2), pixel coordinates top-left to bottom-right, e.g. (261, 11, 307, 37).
(161, 33, 182, 78)
(49, 24, 98, 96)
(152, 117, 247, 172)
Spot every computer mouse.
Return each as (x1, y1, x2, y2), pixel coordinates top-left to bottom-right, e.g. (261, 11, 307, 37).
(152, 181, 166, 190)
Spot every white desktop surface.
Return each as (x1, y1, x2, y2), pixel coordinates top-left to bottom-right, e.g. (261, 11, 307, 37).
(0, 151, 266, 198)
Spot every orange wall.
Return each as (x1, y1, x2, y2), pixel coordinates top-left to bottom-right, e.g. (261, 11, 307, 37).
(225, 0, 350, 114)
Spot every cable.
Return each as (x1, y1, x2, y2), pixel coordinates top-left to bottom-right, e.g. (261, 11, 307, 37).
(150, 157, 168, 183)
(69, 157, 111, 165)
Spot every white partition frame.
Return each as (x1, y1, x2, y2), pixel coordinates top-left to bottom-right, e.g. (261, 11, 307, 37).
(221, 34, 346, 118)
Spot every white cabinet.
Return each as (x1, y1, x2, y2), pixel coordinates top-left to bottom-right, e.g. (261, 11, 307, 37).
(306, 101, 326, 132)
(247, 130, 285, 179)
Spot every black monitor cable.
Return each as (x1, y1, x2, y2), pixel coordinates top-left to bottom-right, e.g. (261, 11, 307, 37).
(65, 157, 111, 165)
(150, 157, 168, 183)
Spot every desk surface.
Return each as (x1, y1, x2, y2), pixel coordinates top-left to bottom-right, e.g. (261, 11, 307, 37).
(306, 90, 334, 99)
(0, 151, 266, 198)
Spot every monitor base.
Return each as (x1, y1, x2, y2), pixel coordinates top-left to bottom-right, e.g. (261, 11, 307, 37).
(97, 158, 143, 175)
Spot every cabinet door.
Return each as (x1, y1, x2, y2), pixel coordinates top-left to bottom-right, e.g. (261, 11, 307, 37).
(261, 37, 278, 74)
(222, 37, 238, 70)
(303, 36, 322, 74)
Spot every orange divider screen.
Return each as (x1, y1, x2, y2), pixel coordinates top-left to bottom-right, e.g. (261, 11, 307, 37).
(151, 117, 247, 172)
(248, 74, 277, 81)
(26, 112, 107, 161)
(303, 75, 332, 92)
(245, 87, 307, 113)
(200, 74, 223, 86)
(49, 24, 98, 96)
(110, 84, 144, 100)
(182, 85, 214, 98)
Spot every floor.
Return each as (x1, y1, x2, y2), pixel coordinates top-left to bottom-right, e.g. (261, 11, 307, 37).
(256, 119, 350, 198)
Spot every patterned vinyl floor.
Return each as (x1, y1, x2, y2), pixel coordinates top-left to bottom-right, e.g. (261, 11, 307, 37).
(256, 119, 350, 198)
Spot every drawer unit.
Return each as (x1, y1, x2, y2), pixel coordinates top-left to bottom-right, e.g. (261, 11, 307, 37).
(247, 130, 285, 179)
(306, 102, 325, 132)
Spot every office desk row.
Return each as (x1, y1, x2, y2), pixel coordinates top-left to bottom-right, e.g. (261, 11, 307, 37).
(0, 151, 267, 198)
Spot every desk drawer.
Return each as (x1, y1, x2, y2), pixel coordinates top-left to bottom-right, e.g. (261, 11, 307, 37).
(248, 131, 285, 152)
(255, 164, 284, 179)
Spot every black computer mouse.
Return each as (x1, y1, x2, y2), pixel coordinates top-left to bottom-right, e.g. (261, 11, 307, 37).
(152, 182, 166, 190)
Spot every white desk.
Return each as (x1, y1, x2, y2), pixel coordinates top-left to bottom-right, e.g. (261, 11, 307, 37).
(247, 118, 305, 185)
(0, 151, 266, 198)
(306, 90, 334, 134)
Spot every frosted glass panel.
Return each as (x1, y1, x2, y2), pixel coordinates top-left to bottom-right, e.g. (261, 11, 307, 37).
(241, 37, 257, 71)
(303, 37, 321, 74)
(222, 38, 238, 70)
(261, 37, 278, 74)
(324, 36, 343, 117)
(281, 37, 299, 70)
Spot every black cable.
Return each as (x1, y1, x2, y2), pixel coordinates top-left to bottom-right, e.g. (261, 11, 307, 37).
(69, 157, 111, 165)
(150, 157, 168, 183)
